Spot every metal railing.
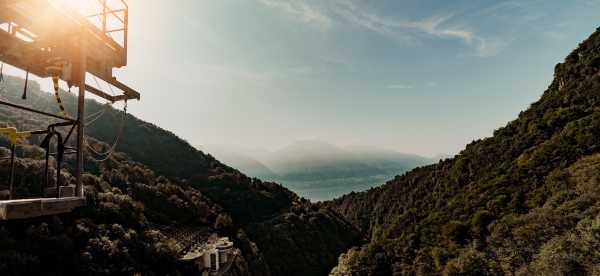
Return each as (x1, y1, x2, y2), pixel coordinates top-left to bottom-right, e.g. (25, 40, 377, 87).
(0, 100, 77, 200)
(86, 0, 129, 63)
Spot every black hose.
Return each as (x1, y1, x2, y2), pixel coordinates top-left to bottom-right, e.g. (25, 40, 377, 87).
(22, 70, 29, 100)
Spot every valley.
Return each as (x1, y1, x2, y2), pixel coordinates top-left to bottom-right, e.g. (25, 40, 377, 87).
(207, 141, 437, 201)
(0, 1, 599, 275)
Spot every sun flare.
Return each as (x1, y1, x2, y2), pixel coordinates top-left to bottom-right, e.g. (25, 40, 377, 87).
(51, 0, 127, 20)
(52, 0, 96, 15)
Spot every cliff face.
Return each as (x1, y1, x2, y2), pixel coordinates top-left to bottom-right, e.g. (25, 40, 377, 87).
(0, 77, 360, 276)
(327, 27, 600, 275)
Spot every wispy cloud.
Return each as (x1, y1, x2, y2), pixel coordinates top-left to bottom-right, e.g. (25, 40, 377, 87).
(257, 0, 332, 30)
(331, 1, 474, 44)
(583, 0, 600, 6)
(256, 0, 500, 56)
(472, 36, 513, 57)
(387, 82, 442, 90)
(387, 84, 413, 90)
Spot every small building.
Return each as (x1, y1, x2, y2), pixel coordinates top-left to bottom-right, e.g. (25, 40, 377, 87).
(180, 235, 235, 274)
(216, 237, 234, 265)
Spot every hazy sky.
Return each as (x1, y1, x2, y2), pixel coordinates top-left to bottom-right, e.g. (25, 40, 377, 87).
(5, 0, 600, 157)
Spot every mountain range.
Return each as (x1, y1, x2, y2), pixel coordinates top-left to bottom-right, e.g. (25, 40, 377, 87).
(205, 141, 437, 201)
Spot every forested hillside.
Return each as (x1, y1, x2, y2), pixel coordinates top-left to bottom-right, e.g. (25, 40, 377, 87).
(0, 76, 360, 276)
(327, 27, 600, 275)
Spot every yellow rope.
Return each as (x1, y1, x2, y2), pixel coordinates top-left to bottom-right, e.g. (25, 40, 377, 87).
(52, 74, 70, 118)
(46, 61, 71, 119)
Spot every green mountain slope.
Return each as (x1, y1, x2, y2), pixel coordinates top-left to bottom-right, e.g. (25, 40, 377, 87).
(0, 76, 360, 276)
(327, 27, 600, 275)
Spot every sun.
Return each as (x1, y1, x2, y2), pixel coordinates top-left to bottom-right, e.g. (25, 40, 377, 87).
(49, 0, 128, 39)
(51, 0, 127, 18)
(51, 0, 96, 15)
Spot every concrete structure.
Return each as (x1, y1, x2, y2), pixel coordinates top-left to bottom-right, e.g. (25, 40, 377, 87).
(216, 237, 234, 266)
(180, 235, 236, 274)
(0, 197, 85, 220)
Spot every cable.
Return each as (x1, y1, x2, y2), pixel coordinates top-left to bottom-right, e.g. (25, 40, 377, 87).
(86, 105, 123, 157)
(92, 74, 105, 94)
(107, 79, 117, 96)
(85, 100, 127, 162)
(85, 76, 116, 127)
(85, 103, 111, 126)
(92, 74, 115, 96)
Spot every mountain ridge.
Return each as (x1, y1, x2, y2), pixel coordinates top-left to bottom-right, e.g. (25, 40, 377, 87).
(327, 26, 600, 275)
(207, 140, 435, 201)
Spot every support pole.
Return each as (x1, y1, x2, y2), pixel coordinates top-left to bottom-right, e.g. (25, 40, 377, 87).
(75, 30, 87, 198)
(8, 144, 15, 200)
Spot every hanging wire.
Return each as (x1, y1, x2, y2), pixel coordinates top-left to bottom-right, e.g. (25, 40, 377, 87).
(86, 103, 110, 120)
(85, 122, 124, 161)
(92, 74, 115, 96)
(85, 73, 124, 162)
(84, 75, 115, 127)
(85, 103, 111, 126)
(91, 74, 104, 93)
(85, 100, 127, 162)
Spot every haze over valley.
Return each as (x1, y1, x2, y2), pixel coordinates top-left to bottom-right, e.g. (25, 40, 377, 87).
(204, 140, 440, 201)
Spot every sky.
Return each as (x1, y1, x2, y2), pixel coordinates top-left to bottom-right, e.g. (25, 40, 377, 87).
(4, 0, 600, 157)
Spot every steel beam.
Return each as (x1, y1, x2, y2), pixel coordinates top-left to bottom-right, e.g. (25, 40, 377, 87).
(75, 29, 86, 198)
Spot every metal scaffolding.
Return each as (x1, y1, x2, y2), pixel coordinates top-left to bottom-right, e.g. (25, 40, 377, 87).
(0, 0, 140, 220)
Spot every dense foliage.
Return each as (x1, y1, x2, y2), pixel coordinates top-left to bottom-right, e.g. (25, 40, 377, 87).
(327, 27, 600, 275)
(0, 159, 218, 275)
(247, 200, 363, 276)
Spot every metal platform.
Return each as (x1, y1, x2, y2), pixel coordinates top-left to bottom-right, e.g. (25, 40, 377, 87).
(0, 0, 140, 102)
(0, 0, 140, 220)
(0, 196, 85, 220)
